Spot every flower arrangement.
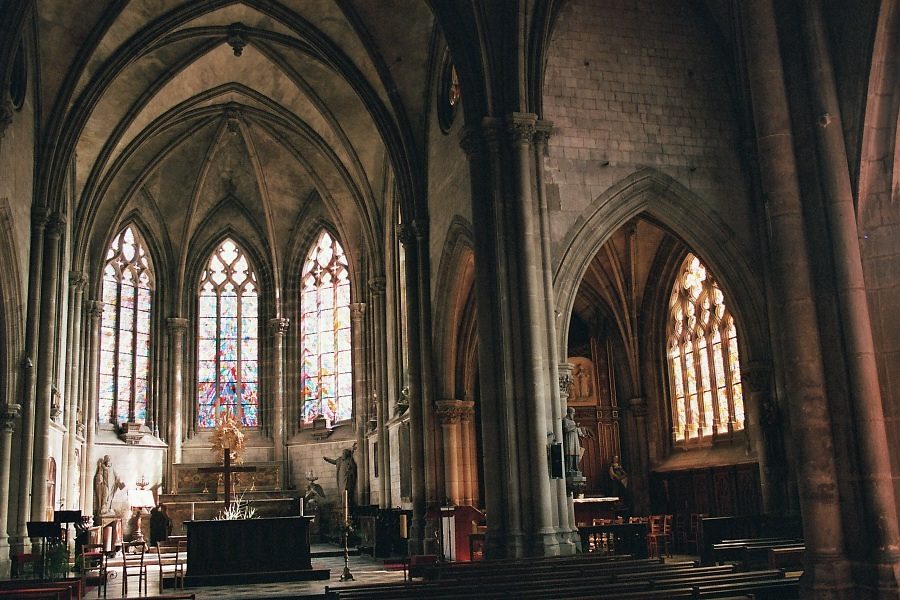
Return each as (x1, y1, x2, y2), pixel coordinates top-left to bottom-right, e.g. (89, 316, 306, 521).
(216, 493, 258, 520)
(211, 411, 245, 463)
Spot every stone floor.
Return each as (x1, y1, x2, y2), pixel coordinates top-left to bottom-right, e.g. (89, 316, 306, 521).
(90, 544, 407, 599)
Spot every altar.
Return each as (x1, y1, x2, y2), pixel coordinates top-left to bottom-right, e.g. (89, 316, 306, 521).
(184, 516, 329, 586)
(160, 461, 302, 533)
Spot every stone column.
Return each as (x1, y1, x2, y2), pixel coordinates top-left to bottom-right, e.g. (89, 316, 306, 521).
(167, 318, 188, 478)
(350, 303, 368, 505)
(15, 207, 47, 548)
(399, 226, 427, 555)
(535, 122, 576, 555)
(507, 113, 557, 556)
(459, 125, 516, 558)
(627, 397, 650, 514)
(81, 301, 102, 515)
(458, 403, 476, 505)
(801, 0, 900, 589)
(368, 278, 389, 507)
(0, 403, 21, 577)
(63, 272, 87, 509)
(740, 0, 852, 594)
(32, 212, 65, 522)
(269, 318, 288, 468)
(742, 363, 787, 514)
(557, 363, 577, 538)
(436, 400, 473, 505)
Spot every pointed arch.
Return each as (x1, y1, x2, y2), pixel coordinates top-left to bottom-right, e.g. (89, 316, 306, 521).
(554, 169, 768, 366)
(433, 216, 476, 400)
(98, 223, 155, 425)
(298, 228, 353, 426)
(196, 236, 260, 428)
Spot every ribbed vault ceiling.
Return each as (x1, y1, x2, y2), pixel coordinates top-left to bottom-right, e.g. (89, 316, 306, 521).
(41, 0, 435, 280)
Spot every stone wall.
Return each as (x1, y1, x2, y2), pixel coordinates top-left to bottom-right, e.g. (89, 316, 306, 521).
(542, 0, 753, 259)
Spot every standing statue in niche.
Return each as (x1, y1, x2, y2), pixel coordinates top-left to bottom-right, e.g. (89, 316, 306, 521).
(573, 364, 593, 401)
(93, 455, 125, 518)
(562, 407, 594, 474)
(323, 443, 357, 505)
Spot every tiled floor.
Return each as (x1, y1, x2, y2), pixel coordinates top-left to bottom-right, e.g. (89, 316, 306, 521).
(89, 544, 407, 600)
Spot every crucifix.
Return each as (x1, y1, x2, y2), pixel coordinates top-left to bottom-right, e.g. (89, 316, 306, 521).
(198, 448, 257, 509)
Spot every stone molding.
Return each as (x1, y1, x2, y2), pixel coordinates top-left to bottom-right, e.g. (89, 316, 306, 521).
(69, 271, 88, 290)
(268, 317, 290, 335)
(368, 277, 386, 294)
(506, 112, 537, 146)
(435, 399, 474, 424)
(166, 317, 188, 333)
(0, 404, 20, 432)
(88, 300, 103, 319)
(350, 302, 365, 320)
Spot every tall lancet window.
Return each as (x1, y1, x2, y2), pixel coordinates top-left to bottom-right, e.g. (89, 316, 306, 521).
(197, 239, 259, 427)
(667, 253, 744, 444)
(300, 230, 352, 426)
(99, 225, 154, 425)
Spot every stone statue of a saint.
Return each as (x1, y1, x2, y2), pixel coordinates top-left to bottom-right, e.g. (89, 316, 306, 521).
(562, 407, 582, 473)
(93, 454, 125, 518)
(323, 444, 357, 504)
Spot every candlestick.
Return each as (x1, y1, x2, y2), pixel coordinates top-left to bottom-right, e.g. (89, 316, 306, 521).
(191, 502, 195, 521)
(300, 497, 304, 516)
(399, 514, 408, 538)
(343, 489, 349, 522)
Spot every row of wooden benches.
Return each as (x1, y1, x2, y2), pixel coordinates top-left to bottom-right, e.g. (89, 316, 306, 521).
(326, 552, 801, 600)
(0, 577, 195, 600)
(711, 537, 805, 571)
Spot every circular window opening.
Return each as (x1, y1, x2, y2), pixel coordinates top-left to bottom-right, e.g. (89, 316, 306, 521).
(437, 53, 460, 133)
(9, 41, 26, 111)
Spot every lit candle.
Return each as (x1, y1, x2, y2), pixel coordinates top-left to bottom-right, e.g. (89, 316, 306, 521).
(343, 490, 349, 523)
(191, 502, 195, 521)
(399, 514, 408, 538)
(300, 497, 304, 516)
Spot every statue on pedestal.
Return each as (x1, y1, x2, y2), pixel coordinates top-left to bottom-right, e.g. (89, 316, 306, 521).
(93, 455, 125, 518)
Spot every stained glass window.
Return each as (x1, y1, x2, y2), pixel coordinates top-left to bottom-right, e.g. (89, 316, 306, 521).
(197, 239, 259, 427)
(99, 225, 153, 425)
(300, 231, 352, 426)
(667, 253, 744, 443)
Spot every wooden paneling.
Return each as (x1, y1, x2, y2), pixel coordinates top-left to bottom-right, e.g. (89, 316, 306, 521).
(651, 463, 760, 518)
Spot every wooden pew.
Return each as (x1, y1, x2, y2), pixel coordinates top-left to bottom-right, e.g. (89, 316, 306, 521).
(712, 537, 803, 567)
(327, 558, 791, 600)
(768, 545, 805, 571)
(699, 515, 802, 566)
(0, 577, 82, 600)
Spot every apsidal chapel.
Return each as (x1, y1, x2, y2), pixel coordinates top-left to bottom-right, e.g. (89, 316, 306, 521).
(1, 0, 900, 598)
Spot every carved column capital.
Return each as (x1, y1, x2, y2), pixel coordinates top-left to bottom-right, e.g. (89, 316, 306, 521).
(435, 399, 474, 425)
(31, 206, 49, 230)
(458, 126, 485, 158)
(69, 271, 88, 290)
(268, 317, 290, 336)
(0, 97, 13, 139)
(629, 396, 647, 417)
(0, 403, 21, 432)
(167, 317, 188, 334)
(45, 212, 66, 238)
(398, 223, 416, 248)
(506, 112, 537, 146)
(558, 362, 574, 399)
(741, 361, 771, 393)
(88, 300, 104, 319)
(368, 276, 386, 295)
(350, 302, 366, 320)
(533, 120, 553, 147)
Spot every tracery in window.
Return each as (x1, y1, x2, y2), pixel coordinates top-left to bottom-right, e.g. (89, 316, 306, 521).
(300, 230, 352, 426)
(197, 239, 259, 428)
(99, 225, 153, 425)
(667, 253, 744, 443)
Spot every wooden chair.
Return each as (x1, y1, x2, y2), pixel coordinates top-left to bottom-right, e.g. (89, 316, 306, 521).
(122, 541, 148, 596)
(647, 515, 673, 558)
(154, 539, 186, 592)
(79, 543, 109, 598)
(684, 512, 706, 555)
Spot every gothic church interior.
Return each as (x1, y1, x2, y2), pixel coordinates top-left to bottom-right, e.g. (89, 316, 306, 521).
(0, 0, 899, 598)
